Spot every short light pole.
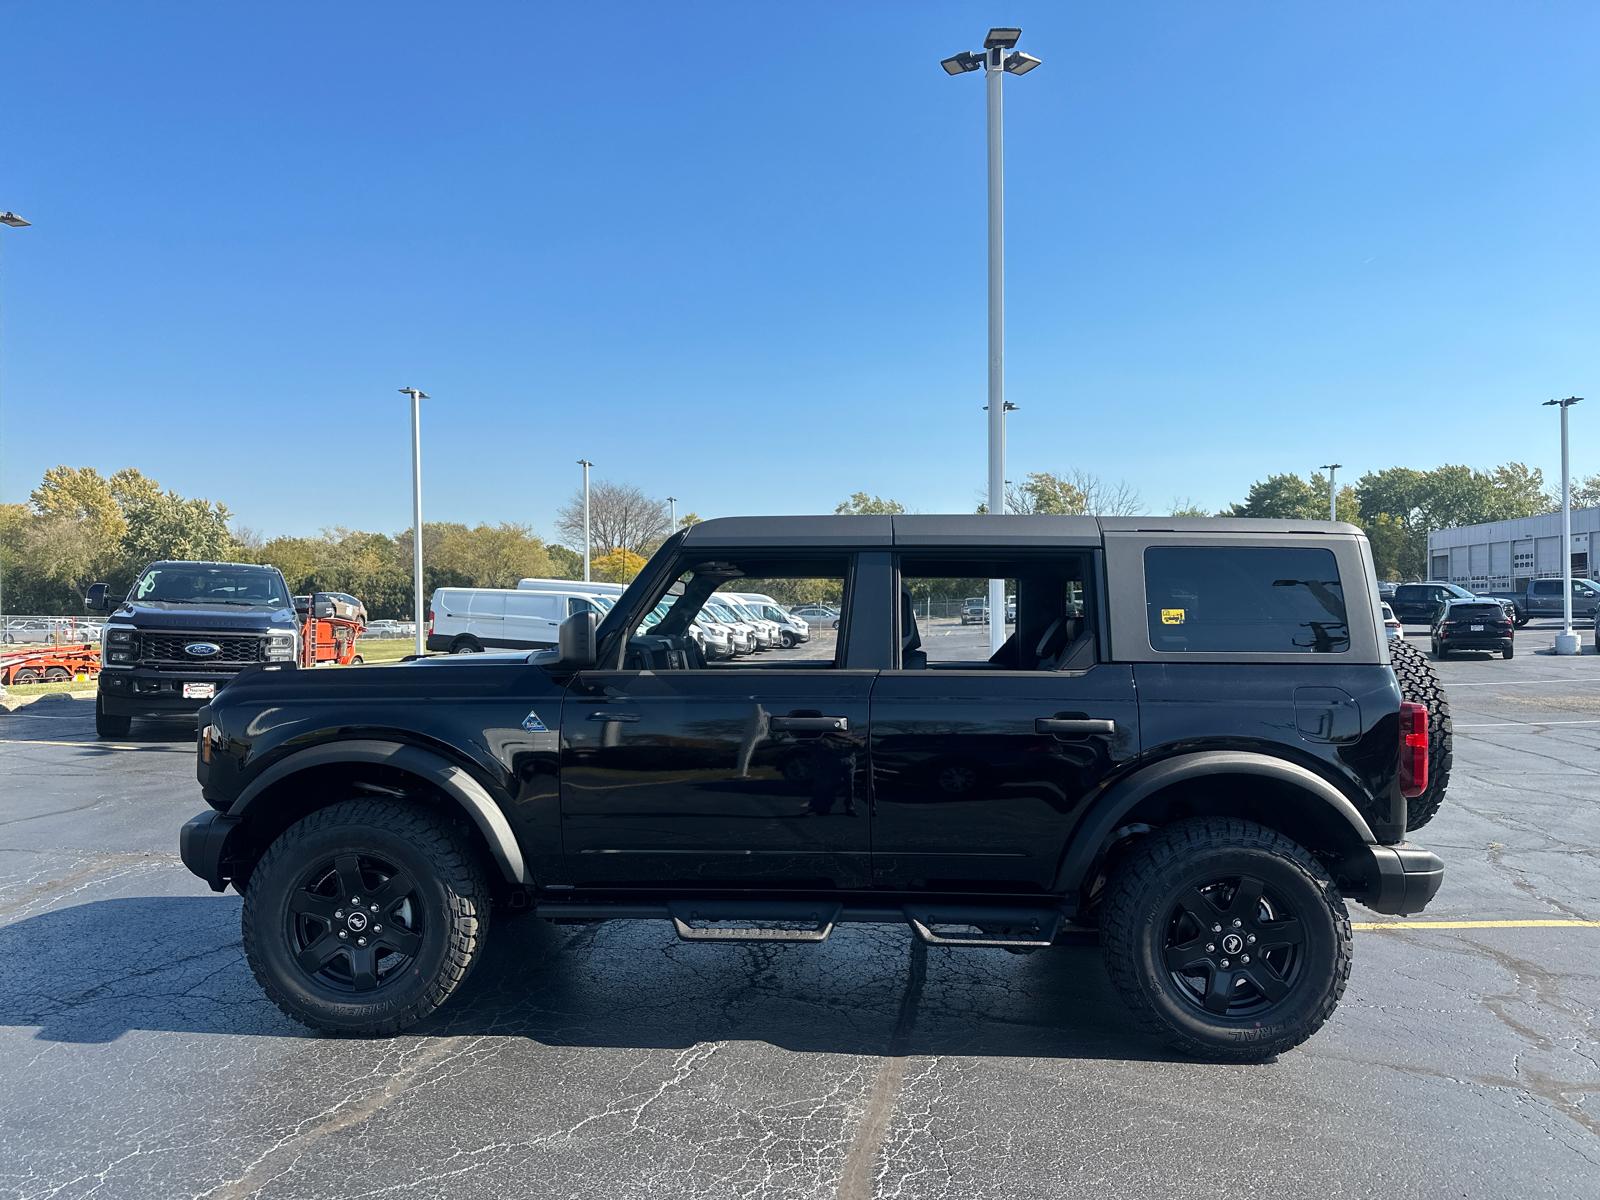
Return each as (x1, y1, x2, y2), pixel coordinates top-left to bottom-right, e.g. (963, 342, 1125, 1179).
(1545, 397, 1582, 655)
(668, 496, 677, 530)
(0, 212, 31, 697)
(399, 388, 428, 656)
(944, 28, 1040, 655)
(577, 460, 593, 582)
(1320, 464, 1342, 522)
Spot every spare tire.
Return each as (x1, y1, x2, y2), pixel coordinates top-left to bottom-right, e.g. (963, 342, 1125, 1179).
(1388, 638, 1452, 830)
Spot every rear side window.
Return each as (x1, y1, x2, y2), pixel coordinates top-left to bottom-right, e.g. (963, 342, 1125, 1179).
(1393, 585, 1426, 602)
(1145, 547, 1349, 654)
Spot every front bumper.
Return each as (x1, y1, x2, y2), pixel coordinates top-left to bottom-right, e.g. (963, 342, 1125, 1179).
(179, 808, 241, 892)
(99, 668, 247, 716)
(1347, 843, 1445, 915)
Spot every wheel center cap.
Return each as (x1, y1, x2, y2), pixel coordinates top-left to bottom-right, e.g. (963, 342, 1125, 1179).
(1221, 933, 1244, 955)
(346, 911, 369, 933)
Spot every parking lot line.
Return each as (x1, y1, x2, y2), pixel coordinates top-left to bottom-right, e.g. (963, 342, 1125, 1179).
(0, 738, 137, 749)
(1350, 928, 1600, 934)
(1454, 720, 1600, 728)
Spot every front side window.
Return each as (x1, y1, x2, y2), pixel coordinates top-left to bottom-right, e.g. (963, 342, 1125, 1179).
(623, 553, 849, 668)
(1145, 546, 1348, 654)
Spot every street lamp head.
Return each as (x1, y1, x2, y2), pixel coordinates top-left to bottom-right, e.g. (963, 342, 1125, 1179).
(398, 387, 428, 399)
(1545, 396, 1584, 408)
(0, 212, 30, 228)
(577, 459, 593, 467)
(984, 27, 1022, 49)
(940, 51, 983, 75)
(1003, 51, 1041, 75)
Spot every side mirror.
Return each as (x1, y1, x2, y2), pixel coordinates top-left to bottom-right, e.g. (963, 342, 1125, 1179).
(556, 610, 598, 670)
(85, 583, 109, 612)
(313, 597, 335, 620)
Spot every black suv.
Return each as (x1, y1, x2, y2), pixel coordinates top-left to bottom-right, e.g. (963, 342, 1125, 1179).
(180, 516, 1444, 1060)
(1431, 598, 1515, 659)
(88, 561, 305, 737)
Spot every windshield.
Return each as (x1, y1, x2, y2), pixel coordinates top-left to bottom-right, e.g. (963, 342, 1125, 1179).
(131, 564, 289, 607)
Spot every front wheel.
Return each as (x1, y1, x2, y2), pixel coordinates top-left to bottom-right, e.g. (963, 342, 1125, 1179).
(1099, 818, 1352, 1061)
(241, 798, 490, 1035)
(780, 633, 795, 649)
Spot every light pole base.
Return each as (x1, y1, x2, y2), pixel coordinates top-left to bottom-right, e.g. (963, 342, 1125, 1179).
(1555, 632, 1581, 655)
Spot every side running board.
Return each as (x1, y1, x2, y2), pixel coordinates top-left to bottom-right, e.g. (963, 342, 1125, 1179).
(668, 901, 842, 944)
(903, 904, 1066, 949)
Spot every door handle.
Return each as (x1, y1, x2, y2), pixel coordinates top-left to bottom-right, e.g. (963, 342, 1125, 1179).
(770, 716, 850, 733)
(588, 711, 640, 722)
(1035, 717, 1115, 736)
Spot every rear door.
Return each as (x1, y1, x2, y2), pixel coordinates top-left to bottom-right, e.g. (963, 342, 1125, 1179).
(869, 536, 1138, 892)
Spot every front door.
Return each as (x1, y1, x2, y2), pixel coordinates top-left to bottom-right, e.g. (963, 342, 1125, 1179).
(559, 670, 875, 888)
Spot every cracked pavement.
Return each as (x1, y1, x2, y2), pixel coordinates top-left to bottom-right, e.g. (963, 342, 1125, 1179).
(1, 629, 1597, 1198)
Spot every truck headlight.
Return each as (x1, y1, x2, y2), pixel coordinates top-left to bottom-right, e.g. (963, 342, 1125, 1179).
(265, 634, 295, 662)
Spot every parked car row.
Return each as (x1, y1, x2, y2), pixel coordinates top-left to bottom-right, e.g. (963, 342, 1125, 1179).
(2, 617, 103, 644)
(960, 596, 1016, 625)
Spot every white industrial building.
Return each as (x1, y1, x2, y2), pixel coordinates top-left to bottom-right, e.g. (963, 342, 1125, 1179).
(1427, 510, 1595, 590)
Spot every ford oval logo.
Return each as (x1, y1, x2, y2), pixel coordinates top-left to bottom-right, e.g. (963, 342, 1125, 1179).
(185, 642, 221, 657)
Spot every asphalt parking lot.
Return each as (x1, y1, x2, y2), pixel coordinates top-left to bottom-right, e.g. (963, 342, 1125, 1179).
(2, 625, 1597, 1199)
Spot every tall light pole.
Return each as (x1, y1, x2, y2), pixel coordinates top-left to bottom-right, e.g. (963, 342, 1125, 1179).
(0, 212, 30, 697)
(1545, 397, 1582, 655)
(944, 28, 1041, 655)
(577, 460, 593, 582)
(1320, 464, 1342, 522)
(399, 389, 428, 656)
(668, 496, 677, 531)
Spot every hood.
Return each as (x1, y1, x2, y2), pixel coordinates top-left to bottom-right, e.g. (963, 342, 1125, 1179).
(113, 601, 299, 634)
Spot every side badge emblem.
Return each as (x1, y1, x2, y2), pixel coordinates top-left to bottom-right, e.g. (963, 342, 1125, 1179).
(521, 711, 548, 733)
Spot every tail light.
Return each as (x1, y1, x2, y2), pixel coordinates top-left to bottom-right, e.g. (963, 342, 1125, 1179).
(427, 610, 434, 635)
(1398, 702, 1428, 798)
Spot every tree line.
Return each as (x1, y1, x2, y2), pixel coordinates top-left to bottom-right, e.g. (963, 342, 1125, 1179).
(2, 459, 1589, 615)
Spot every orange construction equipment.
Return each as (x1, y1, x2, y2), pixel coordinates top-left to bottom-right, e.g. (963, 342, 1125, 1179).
(1, 643, 102, 686)
(301, 616, 366, 667)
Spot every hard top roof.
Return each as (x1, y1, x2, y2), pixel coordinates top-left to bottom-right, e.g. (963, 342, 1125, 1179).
(680, 514, 1361, 548)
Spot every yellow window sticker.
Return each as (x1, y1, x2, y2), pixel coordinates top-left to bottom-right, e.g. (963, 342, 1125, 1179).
(1161, 608, 1186, 625)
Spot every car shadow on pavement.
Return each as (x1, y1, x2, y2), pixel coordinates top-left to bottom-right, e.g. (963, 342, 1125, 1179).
(0, 897, 1183, 1061)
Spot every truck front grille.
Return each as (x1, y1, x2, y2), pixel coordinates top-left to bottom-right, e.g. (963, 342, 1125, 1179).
(139, 633, 265, 669)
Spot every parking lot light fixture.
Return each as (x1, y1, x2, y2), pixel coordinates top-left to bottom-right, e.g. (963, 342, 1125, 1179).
(399, 389, 428, 657)
(667, 496, 677, 530)
(1320, 464, 1342, 522)
(0, 210, 30, 695)
(1544, 397, 1583, 654)
(942, 27, 1041, 655)
(578, 460, 594, 582)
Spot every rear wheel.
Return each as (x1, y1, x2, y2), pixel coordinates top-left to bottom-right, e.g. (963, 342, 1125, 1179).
(1100, 818, 1351, 1061)
(450, 637, 482, 654)
(242, 798, 490, 1035)
(1502, 645, 1514, 660)
(44, 667, 71, 681)
(350, 655, 364, 665)
(94, 693, 131, 737)
(13, 668, 40, 685)
(1388, 638, 1453, 830)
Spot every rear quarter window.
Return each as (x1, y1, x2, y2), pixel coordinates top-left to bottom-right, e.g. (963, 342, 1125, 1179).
(1145, 546, 1349, 654)
(1393, 585, 1427, 602)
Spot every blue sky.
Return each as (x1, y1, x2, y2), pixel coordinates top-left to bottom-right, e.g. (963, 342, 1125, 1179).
(3, 1, 1600, 541)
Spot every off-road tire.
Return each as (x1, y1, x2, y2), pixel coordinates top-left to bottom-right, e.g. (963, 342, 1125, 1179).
(242, 798, 490, 1036)
(94, 694, 131, 738)
(1100, 818, 1352, 1062)
(1388, 638, 1453, 830)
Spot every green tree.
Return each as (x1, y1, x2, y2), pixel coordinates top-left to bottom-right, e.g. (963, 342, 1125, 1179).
(835, 492, 906, 515)
(121, 489, 237, 565)
(1224, 473, 1325, 519)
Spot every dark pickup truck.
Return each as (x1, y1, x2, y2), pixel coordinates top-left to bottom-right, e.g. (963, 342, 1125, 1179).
(1488, 576, 1600, 626)
(88, 561, 310, 738)
(180, 515, 1445, 1061)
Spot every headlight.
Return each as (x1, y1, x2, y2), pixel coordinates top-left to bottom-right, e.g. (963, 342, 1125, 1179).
(103, 626, 136, 664)
(265, 633, 296, 662)
(105, 627, 133, 645)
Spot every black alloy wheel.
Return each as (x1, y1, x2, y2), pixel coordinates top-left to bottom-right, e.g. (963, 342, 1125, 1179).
(242, 798, 489, 1035)
(1100, 818, 1351, 1061)
(286, 852, 424, 993)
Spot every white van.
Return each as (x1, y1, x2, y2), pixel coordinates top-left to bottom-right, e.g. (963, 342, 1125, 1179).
(518, 577, 625, 596)
(427, 586, 614, 654)
(724, 592, 811, 648)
